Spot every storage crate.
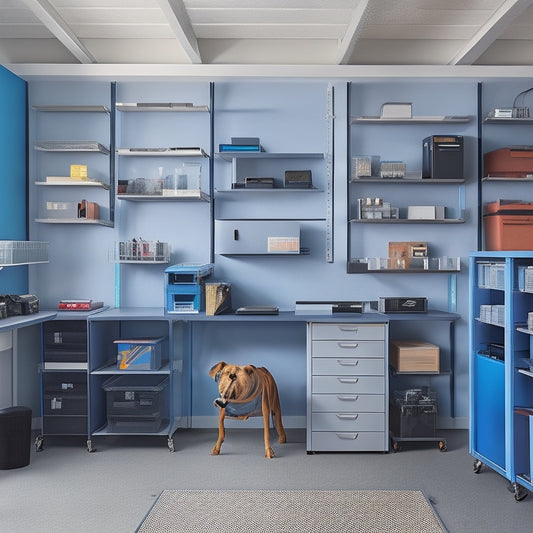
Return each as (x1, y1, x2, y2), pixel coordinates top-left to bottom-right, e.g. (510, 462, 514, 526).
(115, 337, 164, 370)
(390, 388, 437, 438)
(103, 375, 168, 433)
(42, 372, 87, 416)
(518, 266, 533, 293)
(0, 240, 49, 266)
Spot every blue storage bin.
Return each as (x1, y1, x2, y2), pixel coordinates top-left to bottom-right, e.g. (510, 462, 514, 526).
(115, 337, 164, 370)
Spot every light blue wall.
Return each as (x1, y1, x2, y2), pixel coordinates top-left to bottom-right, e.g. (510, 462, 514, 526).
(25, 77, 533, 428)
(0, 65, 27, 293)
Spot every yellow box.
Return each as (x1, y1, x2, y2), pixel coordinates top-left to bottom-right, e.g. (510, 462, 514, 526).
(389, 340, 439, 373)
(70, 164, 88, 180)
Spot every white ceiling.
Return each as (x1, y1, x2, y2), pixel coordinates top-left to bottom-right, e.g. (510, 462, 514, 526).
(2, 0, 533, 67)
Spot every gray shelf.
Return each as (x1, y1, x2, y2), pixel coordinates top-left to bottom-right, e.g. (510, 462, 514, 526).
(351, 115, 471, 124)
(36, 179, 110, 189)
(351, 218, 464, 224)
(117, 191, 210, 202)
(34, 141, 110, 154)
(116, 103, 209, 112)
(33, 105, 110, 113)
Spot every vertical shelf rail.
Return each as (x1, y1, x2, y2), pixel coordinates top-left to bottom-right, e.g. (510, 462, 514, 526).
(109, 82, 116, 226)
(326, 84, 334, 263)
(477, 82, 483, 250)
(209, 82, 215, 264)
(346, 81, 352, 268)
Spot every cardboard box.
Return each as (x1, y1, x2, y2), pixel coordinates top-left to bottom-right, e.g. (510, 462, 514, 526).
(389, 340, 440, 373)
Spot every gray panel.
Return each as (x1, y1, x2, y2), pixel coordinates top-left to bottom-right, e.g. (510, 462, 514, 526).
(215, 220, 300, 255)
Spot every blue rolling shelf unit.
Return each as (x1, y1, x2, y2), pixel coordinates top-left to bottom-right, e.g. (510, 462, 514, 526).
(469, 251, 533, 500)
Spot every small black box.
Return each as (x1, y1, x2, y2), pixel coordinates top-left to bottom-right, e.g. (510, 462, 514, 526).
(422, 135, 463, 179)
(378, 296, 427, 313)
(0, 294, 39, 316)
(284, 170, 312, 188)
(390, 388, 437, 438)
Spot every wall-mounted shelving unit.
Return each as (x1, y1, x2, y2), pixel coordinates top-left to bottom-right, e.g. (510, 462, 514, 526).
(31, 94, 116, 227)
(347, 82, 471, 275)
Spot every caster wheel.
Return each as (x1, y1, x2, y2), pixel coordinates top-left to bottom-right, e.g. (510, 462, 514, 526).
(473, 459, 483, 474)
(510, 482, 528, 501)
(392, 442, 401, 452)
(167, 438, 175, 453)
(34, 435, 44, 452)
(439, 441, 447, 452)
(86, 439, 96, 453)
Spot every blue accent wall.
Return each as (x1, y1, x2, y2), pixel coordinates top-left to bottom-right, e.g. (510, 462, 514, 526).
(0, 65, 27, 293)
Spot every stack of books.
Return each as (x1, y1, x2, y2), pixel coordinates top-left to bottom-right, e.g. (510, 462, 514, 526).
(219, 137, 264, 152)
(58, 299, 104, 311)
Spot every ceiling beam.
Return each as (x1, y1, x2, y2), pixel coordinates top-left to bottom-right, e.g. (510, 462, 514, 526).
(449, 0, 533, 65)
(20, 0, 95, 64)
(157, 0, 202, 64)
(335, 0, 371, 65)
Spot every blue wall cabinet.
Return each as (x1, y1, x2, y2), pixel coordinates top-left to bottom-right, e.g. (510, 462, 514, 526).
(469, 252, 533, 500)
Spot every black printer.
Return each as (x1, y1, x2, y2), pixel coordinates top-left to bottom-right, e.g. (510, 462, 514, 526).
(422, 135, 464, 179)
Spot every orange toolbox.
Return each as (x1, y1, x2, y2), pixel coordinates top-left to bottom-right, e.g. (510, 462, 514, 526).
(484, 200, 533, 250)
(484, 147, 533, 178)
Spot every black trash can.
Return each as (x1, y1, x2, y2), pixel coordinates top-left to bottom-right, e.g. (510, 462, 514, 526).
(0, 406, 32, 469)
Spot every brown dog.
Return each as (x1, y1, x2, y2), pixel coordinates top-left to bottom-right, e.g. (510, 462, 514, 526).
(209, 361, 286, 458)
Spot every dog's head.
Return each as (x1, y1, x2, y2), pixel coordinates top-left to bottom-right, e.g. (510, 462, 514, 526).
(209, 361, 260, 404)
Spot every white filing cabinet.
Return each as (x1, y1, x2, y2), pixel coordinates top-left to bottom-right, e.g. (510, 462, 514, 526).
(306, 322, 388, 452)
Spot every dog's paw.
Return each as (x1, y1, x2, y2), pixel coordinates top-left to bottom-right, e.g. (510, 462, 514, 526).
(214, 398, 228, 409)
(265, 447, 275, 459)
(279, 433, 287, 444)
(211, 445, 221, 455)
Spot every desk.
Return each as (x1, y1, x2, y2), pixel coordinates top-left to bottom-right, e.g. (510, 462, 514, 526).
(83, 308, 457, 452)
(0, 311, 57, 409)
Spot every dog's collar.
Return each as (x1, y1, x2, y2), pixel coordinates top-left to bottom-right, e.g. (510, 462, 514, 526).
(214, 370, 221, 383)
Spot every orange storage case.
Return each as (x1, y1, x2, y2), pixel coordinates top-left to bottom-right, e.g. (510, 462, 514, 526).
(484, 200, 533, 250)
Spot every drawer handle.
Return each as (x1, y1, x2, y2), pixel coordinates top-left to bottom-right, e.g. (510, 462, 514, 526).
(338, 378, 359, 384)
(337, 359, 359, 366)
(336, 413, 359, 420)
(338, 342, 359, 349)
(339, 326, 358, 332)
(336, 432, 359, 440)
(337, 395, 359, 401)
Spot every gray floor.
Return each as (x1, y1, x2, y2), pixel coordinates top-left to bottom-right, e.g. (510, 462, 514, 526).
(1, 428, 532, 533)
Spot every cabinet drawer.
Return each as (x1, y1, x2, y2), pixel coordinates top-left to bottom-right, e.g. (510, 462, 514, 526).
(43, 394, 87, 416)
(312, 357, 384, 376)
(312, 393, 385, 413)
(312, 375, 384, 394)
(311, 323, 385, 341)
(312, 412, 385, 432)
(43, 415, 88, 436)
(311, 340, 384, 358)
(310, 431, 387, 452)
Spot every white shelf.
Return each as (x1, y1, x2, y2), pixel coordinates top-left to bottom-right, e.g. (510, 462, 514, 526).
(117, 191, 210, 202)
(215, 187, 320, 193)
(116, 102, 209, 112)
(36, 179, 109, 189)
(35, 218, 113, 227)
(483, 176, 533, 181)
(116, 147, 208, 157)
(217, 151, 324, 161)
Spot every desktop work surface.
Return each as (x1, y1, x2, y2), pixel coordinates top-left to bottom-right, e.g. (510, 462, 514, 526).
(81, 308, 457, 453)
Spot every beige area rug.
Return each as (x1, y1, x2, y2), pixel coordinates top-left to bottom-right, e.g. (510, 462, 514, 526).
(135, 489, 446, 533)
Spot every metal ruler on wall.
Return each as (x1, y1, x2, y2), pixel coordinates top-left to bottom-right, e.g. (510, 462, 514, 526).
(326, 84, 334, 263)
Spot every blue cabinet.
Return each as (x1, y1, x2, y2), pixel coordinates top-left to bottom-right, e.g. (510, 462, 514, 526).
(469, 252, 533, 500)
